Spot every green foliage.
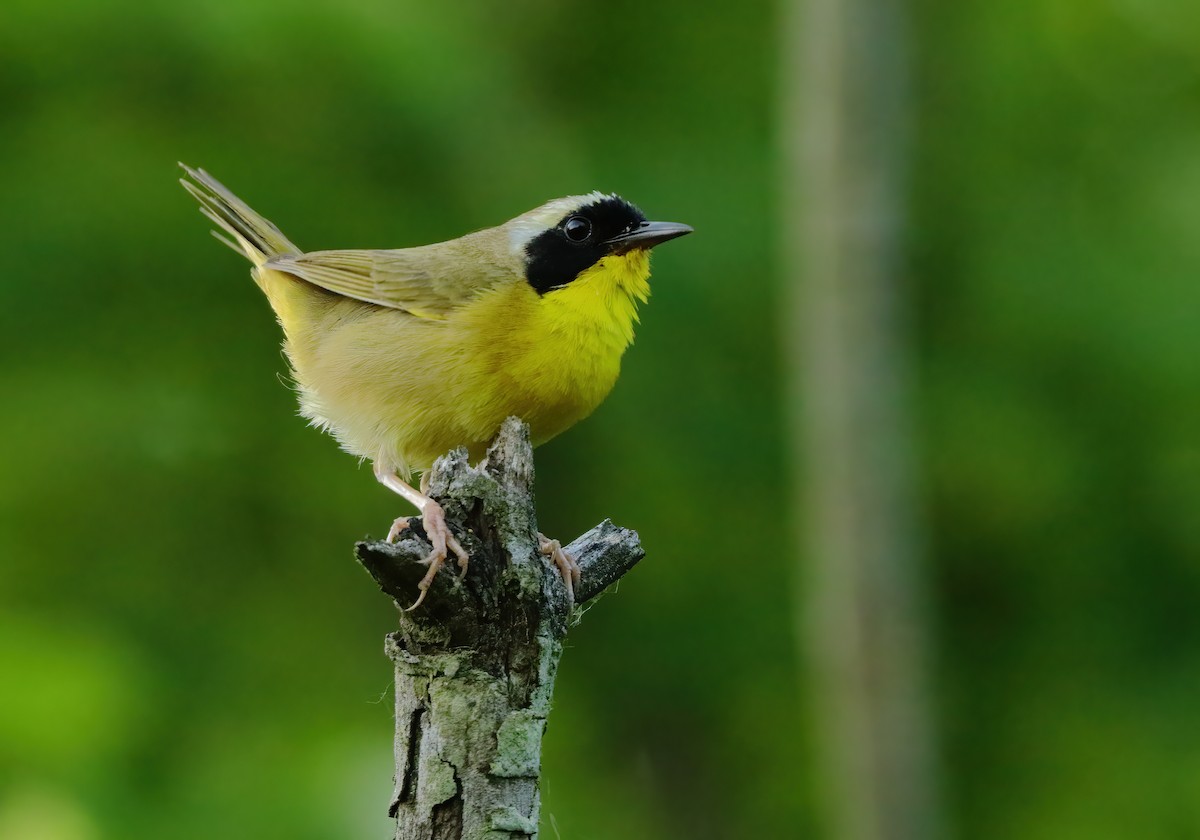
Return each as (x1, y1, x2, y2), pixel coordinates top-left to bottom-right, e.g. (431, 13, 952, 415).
(1, 0, 1197, 837)
(914, 1, 1200, 836)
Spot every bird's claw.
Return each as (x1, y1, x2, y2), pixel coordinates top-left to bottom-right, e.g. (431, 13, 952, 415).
(386, 517, 410, 543)
(401, 499, 469, 611)
(539, 533, 580, 605)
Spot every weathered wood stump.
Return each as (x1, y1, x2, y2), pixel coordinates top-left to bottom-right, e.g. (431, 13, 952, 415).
(356, 417, 644, 840)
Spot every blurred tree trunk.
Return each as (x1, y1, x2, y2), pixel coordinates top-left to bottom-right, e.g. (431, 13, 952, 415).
(780, 1, 945, 839)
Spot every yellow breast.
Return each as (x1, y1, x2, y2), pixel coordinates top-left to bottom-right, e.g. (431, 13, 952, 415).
(263, 249, 652, 476)
(462, 248, 652, 448)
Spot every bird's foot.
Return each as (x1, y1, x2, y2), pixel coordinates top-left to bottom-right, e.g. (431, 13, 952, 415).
(539, 533, 581, 604)
(405, 499, 470, 611)
(386, 517, 410, 543)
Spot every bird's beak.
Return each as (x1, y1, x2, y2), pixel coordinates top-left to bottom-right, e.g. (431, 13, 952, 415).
(605, 221, 694, 255)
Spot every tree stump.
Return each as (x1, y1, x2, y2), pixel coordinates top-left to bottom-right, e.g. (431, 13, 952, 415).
(355, 417, 644, 840)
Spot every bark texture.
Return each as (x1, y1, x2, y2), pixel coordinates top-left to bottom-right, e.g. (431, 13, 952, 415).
(356, 418, 643, 840)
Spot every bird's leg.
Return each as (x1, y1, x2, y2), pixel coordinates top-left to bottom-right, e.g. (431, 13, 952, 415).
(538, 533, 581, 605)
(373, 462, 470, 610)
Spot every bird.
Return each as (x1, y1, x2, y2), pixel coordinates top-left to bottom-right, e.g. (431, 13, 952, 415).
(180, 164, 691, 609)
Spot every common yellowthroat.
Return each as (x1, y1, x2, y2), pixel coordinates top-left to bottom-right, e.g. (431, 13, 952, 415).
(181, 165, 691, 607)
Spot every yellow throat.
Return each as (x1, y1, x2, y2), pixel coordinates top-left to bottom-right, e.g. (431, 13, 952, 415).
(487, 249, 653, 449)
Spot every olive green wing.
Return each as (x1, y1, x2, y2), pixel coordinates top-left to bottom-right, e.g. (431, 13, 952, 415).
(262, 236, 512, 319)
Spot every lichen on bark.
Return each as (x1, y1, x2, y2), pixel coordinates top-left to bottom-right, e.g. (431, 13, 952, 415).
(356, 418, 644, 840)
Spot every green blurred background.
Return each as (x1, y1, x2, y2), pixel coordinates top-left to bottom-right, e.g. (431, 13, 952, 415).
(1, 0, 1198, 838)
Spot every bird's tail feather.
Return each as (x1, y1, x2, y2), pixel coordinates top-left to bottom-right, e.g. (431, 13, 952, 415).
(179, 164, 300, 267)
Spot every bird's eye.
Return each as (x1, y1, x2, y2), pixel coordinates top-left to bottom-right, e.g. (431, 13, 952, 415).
(563, 216, 592, 243)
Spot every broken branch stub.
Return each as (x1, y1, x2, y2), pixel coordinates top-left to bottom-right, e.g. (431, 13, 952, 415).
(355, 417, 644, 840)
